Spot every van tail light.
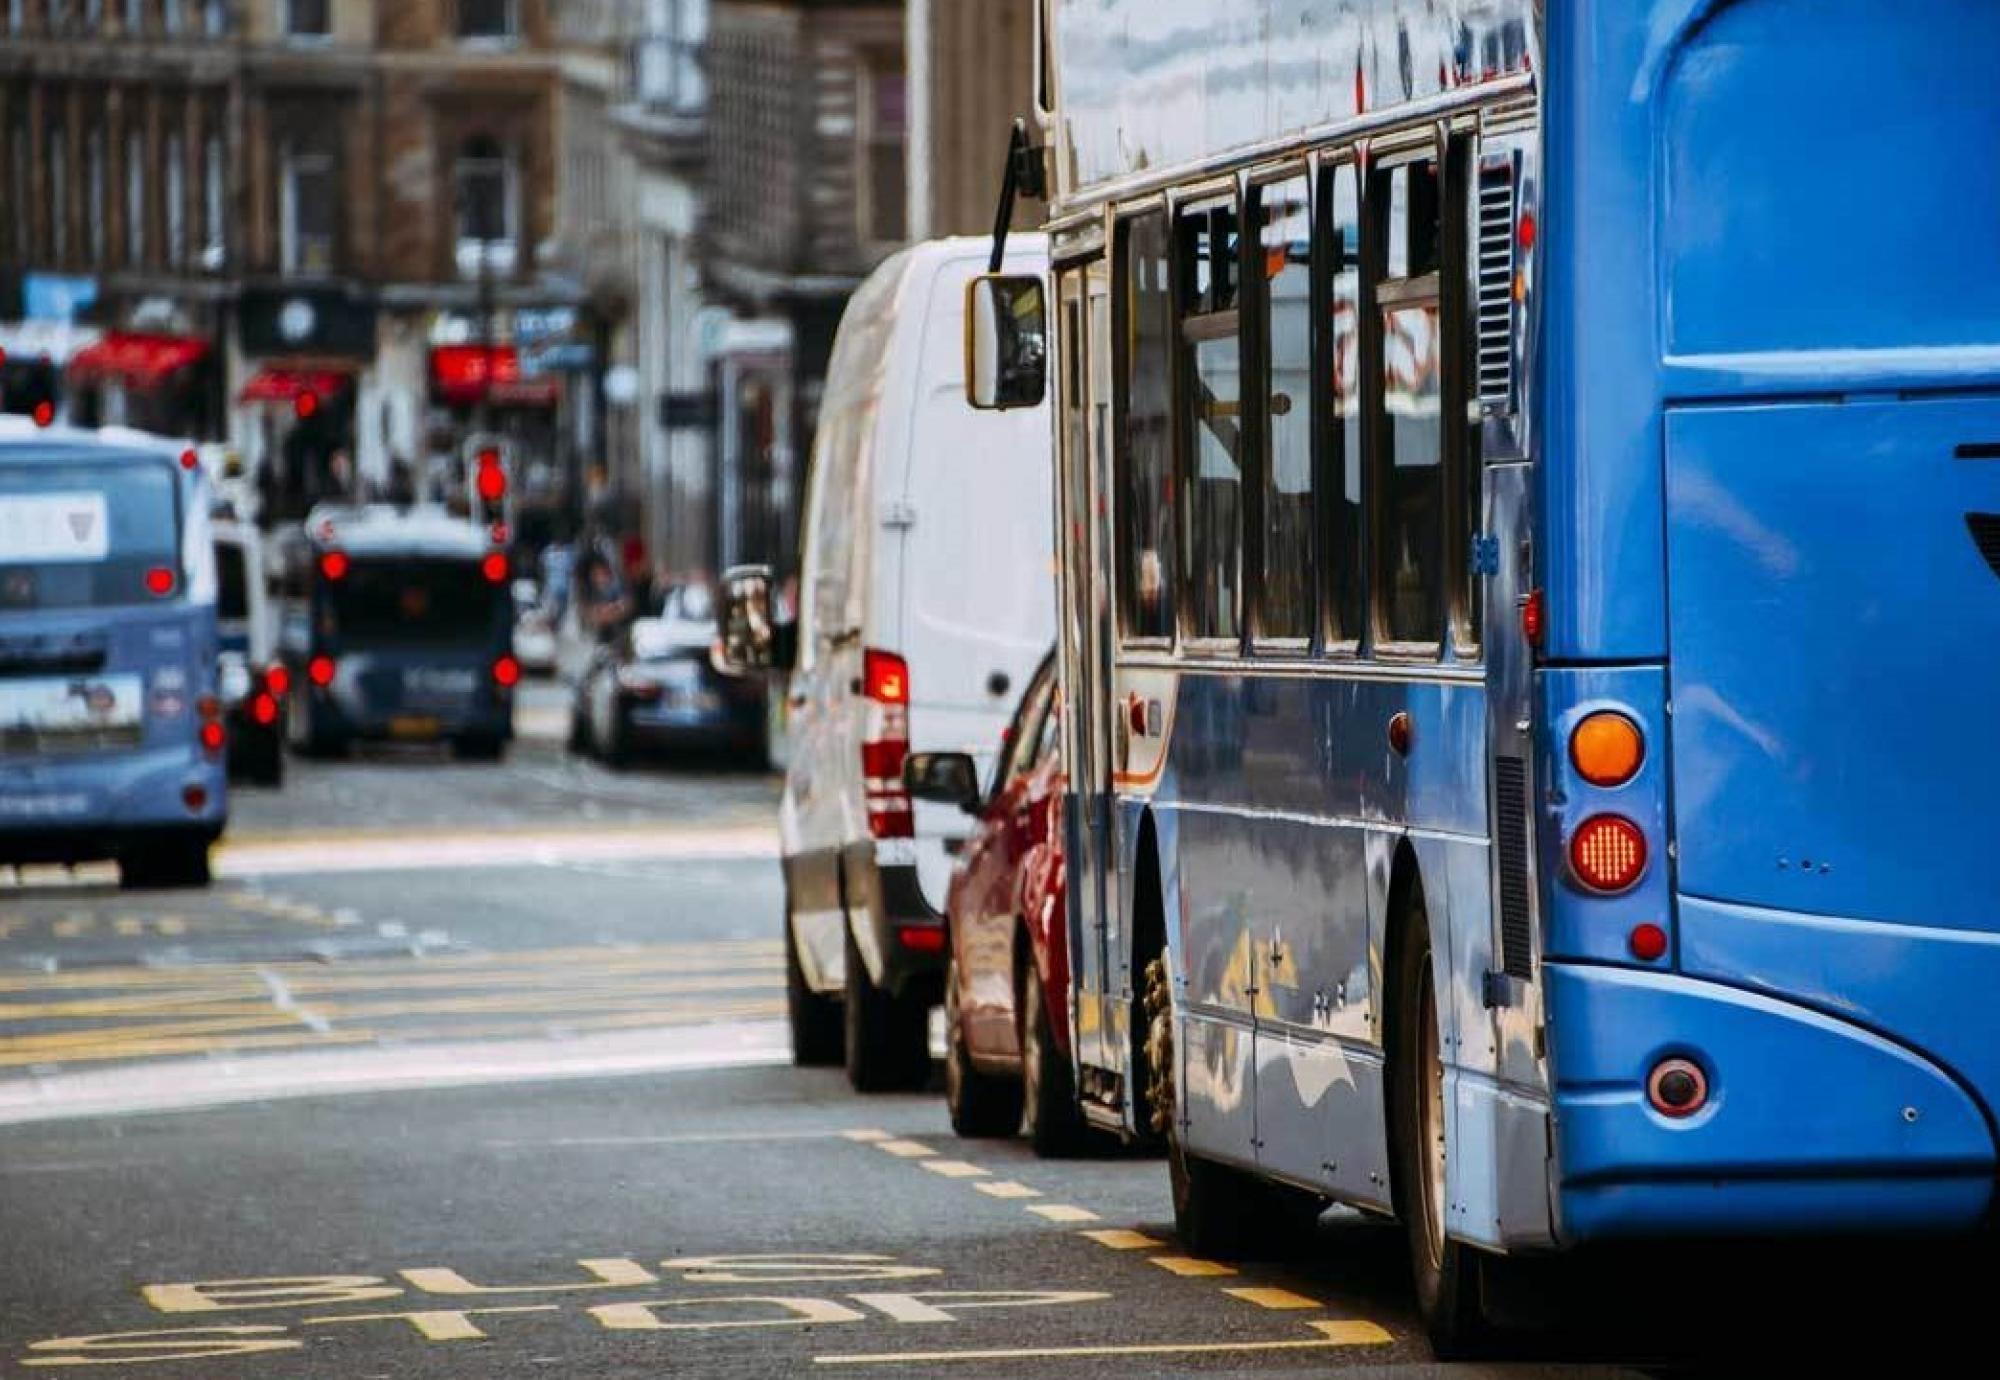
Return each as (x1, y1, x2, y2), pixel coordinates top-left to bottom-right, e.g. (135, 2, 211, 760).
(319, 550, 350, 582)
(492, 655, 522, 690)
(482, 552, 509, 584)
(198, 695, 225, 756)
(1569, 814, 1648, 894)
(861, 648, 913, 840)
(250, 692, 280, 727)
(308, 655, 337, 689)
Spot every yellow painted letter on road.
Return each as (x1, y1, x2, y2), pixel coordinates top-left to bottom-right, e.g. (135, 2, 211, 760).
(143, 1276, 403, 1314)
(851, 1290, 1111, 1324)
(303, 1305, 559, 1342)
(662, 1254, 940, 1284)
(591, 1296, 867, 1332)
(23, 1326, 299, 1367)
(400, 1258, 657, 1296)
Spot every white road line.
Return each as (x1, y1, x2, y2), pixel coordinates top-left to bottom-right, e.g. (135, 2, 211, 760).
(255, 965, 332, 1035)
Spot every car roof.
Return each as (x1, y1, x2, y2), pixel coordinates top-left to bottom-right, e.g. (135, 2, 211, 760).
(305, 503, 489, 559)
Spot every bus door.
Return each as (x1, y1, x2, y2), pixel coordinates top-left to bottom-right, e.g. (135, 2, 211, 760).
(1057, 260, 1121, 1092)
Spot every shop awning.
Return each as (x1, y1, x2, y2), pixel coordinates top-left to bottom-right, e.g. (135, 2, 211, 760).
(238, 368, 351, 405)
(67, 333, 210, 388)
(431, 345, 562, 408)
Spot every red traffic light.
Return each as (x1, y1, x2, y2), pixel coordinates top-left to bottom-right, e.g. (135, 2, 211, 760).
(476, 464, 507, 504)
(296, 391, 319, 419)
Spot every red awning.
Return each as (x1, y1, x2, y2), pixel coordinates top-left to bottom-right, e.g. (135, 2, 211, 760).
(431, 345, 561, 408)
(238, 368, 351, 405)
(67, 333, 210, 388)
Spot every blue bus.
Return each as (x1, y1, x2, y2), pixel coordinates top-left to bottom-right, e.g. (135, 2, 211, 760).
(0, 424, 227, 887)
(965, 0, 2000, 1350)
(279, 505, 517, 761)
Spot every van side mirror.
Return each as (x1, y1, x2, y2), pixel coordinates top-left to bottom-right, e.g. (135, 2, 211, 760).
(964, 275, 1048, 411)
(904, 752, 983, 815)
(716, 564, 780, 676)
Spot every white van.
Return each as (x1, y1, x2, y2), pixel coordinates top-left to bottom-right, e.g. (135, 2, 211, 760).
(725, 235, 1054, 1091)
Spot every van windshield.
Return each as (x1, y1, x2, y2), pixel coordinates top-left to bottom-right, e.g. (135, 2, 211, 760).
(330, 558, 500, 650)
(0, 461, 181, 611)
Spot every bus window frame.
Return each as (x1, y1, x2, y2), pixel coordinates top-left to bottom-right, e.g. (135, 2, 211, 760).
(1169, 181, 1250, 657)
(1442, 124, 1485, 663)
(1244, 160, 1315, 658)
(1111, 196, 1177, 654)
(1312, 149, 1366, 660)
(1363, 128, 1450, 663)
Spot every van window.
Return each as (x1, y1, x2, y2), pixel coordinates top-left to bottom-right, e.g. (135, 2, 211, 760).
(330, 559, 499, 649)
(217, 542, 250, 620)
(0, 461, 180, 611)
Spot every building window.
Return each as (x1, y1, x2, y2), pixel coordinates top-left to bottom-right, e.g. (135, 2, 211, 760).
(280, 142, 336, 276)
(165, 131, 185, 268)
(126, 129, 146, 265)
(283, 0, 328, 38)
(47, 120, 68, 266)
(162, 0, 181, 33)
(6, 0, 21, 38)
(454, 134, 518, 278)
(205, 0, 226, 34)
(202, 129, 225, 269)
(86, 127, 106, 265)
(457, 0, 514, 42)
(123, 0, 141, 35)
(635, 0, 706, 113)
(859, 50, 905, 245)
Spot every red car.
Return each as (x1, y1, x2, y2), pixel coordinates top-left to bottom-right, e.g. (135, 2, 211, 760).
(904, 653, 1083, 1155)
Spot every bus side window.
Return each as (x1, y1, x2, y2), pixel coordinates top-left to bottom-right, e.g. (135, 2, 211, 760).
(1114, 211, 1177, 642)
(1176, 198, 1244, 646)
(1368, 151, 1445, 652)
(1252, 174, 1314, 645)
(1321, 160, 1364, 651)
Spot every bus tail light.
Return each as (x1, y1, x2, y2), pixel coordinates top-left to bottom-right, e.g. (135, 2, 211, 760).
(492, 655, 522, 690)
(1569, 814, 1648, 894)
(307, 655, 337, 689)
(861, 648, 913, 840)
(319, 550, 350, 582)
(144, 566, 176, 597)
(482, 552, 509, 584)
(198, 695, 225, 756)
(1571, 712, 1644, 788)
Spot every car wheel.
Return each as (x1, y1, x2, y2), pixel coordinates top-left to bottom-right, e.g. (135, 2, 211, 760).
(786, 897, 844, 1067)
(1391, 887, 1488, 1357)
(566, 700, 590, 755)
(452, 735, 506, 763)
(252, 730, 285, 787)
(944, 952, 1022, 1137)
(843, 923, 929, 1093)
(1021, 954, 1085, 1157)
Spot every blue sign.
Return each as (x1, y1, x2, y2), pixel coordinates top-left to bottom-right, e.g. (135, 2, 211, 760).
(24, 275, 99, 325)
(520, 341, 596, 376)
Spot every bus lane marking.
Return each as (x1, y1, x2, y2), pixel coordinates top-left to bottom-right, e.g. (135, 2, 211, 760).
(918, 1159, 989, 1179)
(1077, 1229, 1160, 1251)
(874, 1139, 937, 1158)
(1149, 1256, 1237, 1278)
(1025, 1204, 1099, 1224)
(811, 1319, 1394, 1366)
(304, 1304, 559, 1342)
(1224, 1286, 1322, 1311)
(842, 1128, 892, 1142)
(972, 1180, 1040, 1199)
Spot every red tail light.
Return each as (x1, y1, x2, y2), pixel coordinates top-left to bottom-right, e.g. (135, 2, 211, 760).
(861, 648, 912, 840)
(492, 655, 522, 689)
(199, 720, 227, 754)
(319, 550, 350, 582)
(482, 552, 509, 584)
(897, 925, 946, 955)
(296, 390, 319, 419)
(307, 655, 337, 688)
(263, 664, 292, 698)
(1522, 588, 1545, 647)
(251, 693, 280, 727)
(1569, 814, 1648, 894)
(180, 448, 199, 471)
(144, 566, 176, 597)
(32, 401, 54, 428)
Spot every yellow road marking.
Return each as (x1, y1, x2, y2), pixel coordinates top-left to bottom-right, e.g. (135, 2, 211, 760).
(842, 1129, 892, 1143)
(972, 1181, 1040, 1200)
(1077, 1229, 1160, 1250)
(813, 1319, 1394, 1365)
(919, 1160, 989, 1179)
(1149, 1256, 1237, 1278)
(1224, 1286, 1321, 1310)
(874, 1140, 937, 1158)
(1025, 1204, 1099, 1224)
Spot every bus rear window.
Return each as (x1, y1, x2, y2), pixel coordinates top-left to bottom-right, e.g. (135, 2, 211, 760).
(331, 560, 500, 648)
(0, 463, 179, 611)
(216, 544, 250, 620)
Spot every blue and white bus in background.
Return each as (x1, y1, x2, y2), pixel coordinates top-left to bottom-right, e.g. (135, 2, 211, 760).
(280, 505, 517, 762)
(0, 422, 227, 888)
(963, 0, 2000, 1351)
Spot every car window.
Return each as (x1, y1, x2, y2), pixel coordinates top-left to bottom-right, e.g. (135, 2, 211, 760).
(995, 655, 1058, 790)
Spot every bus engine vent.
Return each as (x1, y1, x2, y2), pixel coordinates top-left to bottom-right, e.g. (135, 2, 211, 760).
(1494, 754, 1535, 979)
(1969, 513, 2000, 580)
(1475, 157, 1518, 412)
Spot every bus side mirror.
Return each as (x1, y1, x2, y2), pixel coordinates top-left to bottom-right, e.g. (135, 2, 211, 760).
(964, 275, 1048, 412)
(712, 564, 788, 676)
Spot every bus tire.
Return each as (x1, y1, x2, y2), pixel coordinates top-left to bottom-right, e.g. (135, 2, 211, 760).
(1389, 887, 1486, 1357)
(944, 952, 1021, 1137)
(843, 923, 929, 1093)
(1021, 954, 1085, 1157)
(120, 836, 212, 891)
(453, 735, 506, 763)
(786, 900, 843, 1067)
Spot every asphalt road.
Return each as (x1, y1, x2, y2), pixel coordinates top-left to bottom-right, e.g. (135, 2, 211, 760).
(0, 705, 1985, 1375)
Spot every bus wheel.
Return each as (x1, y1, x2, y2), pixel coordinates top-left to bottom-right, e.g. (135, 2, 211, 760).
(944, 952, 1021, 1137)
(1021, 955, 1084, 1157)
(843, 924, 929, 1093)
(1147, 954, 1262, 1256)
(120, 836, 212, 891)
(1390, 891, 1485, 1356)
(785, 896, 843, 1067)
(452, 735, 506, 763)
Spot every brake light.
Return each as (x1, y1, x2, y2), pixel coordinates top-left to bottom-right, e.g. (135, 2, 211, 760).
(492, 655, 522, 689)
(319, 550, 350, 582)
(897, 925, 946, 955)
(296, 390, 319, 419)
(251, 692, 280, 727)
(1521, 588, 1545, 647)
(144, 566, 176, 597)
(1569, 814, 1648, 894)
(861, 647, 912, 840)
(264, 664, 292, 698)
(180, 448, 199, 471)
(197, 694, 225, 756)
(482, 552, 509, 584)
(307, 655, 337, 688)
(32, 401, 53, 428)
(1571, 712, 1644, 788)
